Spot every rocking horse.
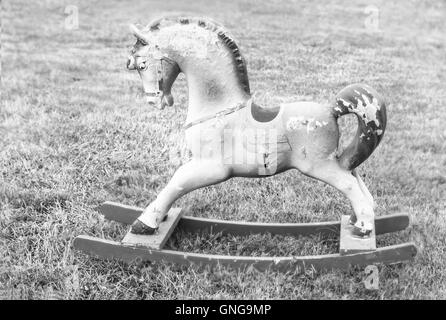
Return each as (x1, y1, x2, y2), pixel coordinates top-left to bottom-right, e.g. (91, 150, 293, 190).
(74, 16, 416, 271)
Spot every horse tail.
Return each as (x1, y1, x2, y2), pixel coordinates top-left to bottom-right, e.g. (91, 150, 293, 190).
(333, 83, 387, 171)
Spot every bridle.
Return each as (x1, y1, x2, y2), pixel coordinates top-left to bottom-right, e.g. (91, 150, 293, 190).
(183, 98, 252, 130)
(133, 52, 176, 98)
(131, 49, 252, 130)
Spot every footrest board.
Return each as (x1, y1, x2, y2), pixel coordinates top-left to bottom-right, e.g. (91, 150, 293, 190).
(340, 215, 376, 255)
(122, 208, 183, 250)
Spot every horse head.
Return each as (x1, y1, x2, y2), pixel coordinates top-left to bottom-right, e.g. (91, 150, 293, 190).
(127, 24, 180, 109)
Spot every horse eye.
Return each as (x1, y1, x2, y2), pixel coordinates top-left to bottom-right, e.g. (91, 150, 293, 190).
(138, 62, 146, 70)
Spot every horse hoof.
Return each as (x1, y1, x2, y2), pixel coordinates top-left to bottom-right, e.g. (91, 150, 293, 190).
(131, 220, 158, 235)
(351, 224, 372, 238)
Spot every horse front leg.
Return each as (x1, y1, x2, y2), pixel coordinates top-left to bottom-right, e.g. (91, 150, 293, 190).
(131, 159, 232, 235)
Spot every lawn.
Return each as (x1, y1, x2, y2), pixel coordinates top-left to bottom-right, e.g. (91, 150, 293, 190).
(1, 0, 445, 299)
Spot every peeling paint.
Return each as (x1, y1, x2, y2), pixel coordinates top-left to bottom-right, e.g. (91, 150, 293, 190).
(353, 94, 381, 127)
(334, 106, 342, 112)
(306, 118, 316, 133)
(286, 117, 328, 133)
(286, 116, 306, 131)
(306, 118, 328, 133)
(362, 86, 374, 96)
(338, 94, 381, 127)
(338, 98, 352, 108)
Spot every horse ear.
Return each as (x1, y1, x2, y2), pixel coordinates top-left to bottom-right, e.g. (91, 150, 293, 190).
(129, 24, 149, 44)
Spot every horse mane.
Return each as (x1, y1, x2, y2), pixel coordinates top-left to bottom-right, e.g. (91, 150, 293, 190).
(146, 15, 251, 95)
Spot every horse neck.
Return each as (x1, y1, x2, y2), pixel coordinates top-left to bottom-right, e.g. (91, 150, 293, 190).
(181, 59, 250, 123)
(157, 26, 250, 123)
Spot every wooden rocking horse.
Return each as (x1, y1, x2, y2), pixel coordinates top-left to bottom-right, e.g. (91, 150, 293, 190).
(74, 16, 416, 271)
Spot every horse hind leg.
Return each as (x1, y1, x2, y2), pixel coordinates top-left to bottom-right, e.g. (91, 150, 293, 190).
(296, 159, 375, 236)
(352, 169, 375, 208)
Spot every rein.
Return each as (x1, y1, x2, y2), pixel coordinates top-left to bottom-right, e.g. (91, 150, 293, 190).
(134, 53, 176, 98)
(184, 98, 252, 130)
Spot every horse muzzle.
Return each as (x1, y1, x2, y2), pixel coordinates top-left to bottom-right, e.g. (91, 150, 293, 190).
(146, 94, 164, 109)
(145, 93, 174, 110)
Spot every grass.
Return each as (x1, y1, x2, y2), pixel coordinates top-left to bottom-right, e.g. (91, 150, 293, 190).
(1, 0, 445, 299)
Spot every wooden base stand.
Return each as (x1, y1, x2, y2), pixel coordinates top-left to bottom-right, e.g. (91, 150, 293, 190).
(340, 215, 376, 255)
(73, 202, 417, 272)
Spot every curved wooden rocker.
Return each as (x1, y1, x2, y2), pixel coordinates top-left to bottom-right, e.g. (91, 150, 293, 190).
(73, 202, 417, 272)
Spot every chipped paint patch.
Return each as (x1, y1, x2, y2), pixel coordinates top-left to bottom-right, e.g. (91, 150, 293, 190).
(334, 106, 342, 112)
(305, 118, 328, 133)
(337, 94, 381, 127)
(286, 117, 328, 133)
(353, 94, 381, 127)
(337, 98, 352, 108)
(286, 116, 306, 131)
